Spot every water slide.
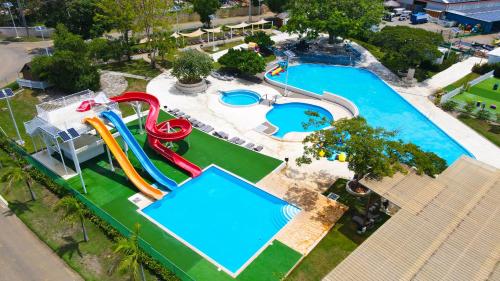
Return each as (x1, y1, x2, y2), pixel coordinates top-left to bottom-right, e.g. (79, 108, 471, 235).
(84, 117, 164, 200)
(110, 92, 202, 178)
(101, 111, 178, 191)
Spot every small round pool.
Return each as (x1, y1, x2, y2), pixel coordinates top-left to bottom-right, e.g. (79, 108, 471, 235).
(266, 102, 333, 138)
(220, 90, 261, 106)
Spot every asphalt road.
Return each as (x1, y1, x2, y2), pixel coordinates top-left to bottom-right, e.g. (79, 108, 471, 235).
(0, 198, 82, 281)
(0, 40, 52, 88)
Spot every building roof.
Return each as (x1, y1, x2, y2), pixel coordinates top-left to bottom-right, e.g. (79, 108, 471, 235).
(324, 157, 500, 281)
(488, 47, 500, 57)
(447, 6, 500, 22)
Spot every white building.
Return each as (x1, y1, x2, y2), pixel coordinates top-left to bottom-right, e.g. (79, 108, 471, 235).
(488, 47, 500, 64)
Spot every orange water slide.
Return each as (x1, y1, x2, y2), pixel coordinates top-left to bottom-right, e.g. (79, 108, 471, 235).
(84, 117, 164, 200)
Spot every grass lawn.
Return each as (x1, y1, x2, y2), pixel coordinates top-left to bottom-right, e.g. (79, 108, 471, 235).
(0, 151, 158, 281)
(458, 115, 500, 147)
(286, 179, 390, 281)
(99, 60, 161, 78)
(63, 111, 301, 281)
(0, 89, 41, 153)
(443, 72, 480, 92)
(452, 76, 500, 115)
(202, 40, 244, 54)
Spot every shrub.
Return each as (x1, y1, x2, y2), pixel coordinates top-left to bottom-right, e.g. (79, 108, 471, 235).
(441, 100, 458, 112)
(244, 31, 275, 50)
(463, 100, 476, 114)
(494, 63, 500, 78)
(218, 49, 266, 76)
(472, 63, 494, 75)
(171, 49, 214, 84)
(476, 109, 491, 120)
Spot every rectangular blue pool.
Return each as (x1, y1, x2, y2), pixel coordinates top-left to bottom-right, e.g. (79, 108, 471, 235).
(140, 165, 300, 276)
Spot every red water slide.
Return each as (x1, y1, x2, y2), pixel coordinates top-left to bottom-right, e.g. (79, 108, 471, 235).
(110, 92, 202, 177)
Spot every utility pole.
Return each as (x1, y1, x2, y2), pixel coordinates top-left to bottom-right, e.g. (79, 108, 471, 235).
(15, 0, 29, 37)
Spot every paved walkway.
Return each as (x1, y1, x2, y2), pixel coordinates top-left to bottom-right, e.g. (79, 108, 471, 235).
(0, 40, 52, 87)
(0, 198, 82, 281)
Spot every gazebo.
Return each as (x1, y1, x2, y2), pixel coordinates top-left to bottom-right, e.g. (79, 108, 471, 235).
(251, 19, 271, 33)
(180, 28, 206, 43)
(226, 22, 250, 38)
(383, 0, 401, 8)
(203, 27, 223, 43)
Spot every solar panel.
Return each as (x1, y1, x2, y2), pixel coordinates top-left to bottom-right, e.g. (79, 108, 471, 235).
(4, 88, 14, 97)
(67, 128, 80, 138)
(0, 90, 5, 99)
(58, 131, 71, 142)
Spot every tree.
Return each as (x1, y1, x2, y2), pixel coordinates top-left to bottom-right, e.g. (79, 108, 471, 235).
(372, 26, 443, 71)
(131, 0, 173, 68)
(192, 0, 220, 27)
(31, 25, 100, 92)
(113, 223, 146, 281)
(95, 0, 136, 59)
(172, 49, 214, 84)
(87, 38, 126, 62)
(218, 49, 266, 76)
(296, 117, 447, 189)
(0, 161, 36, 201)
(287, 0, 384, 43)
(54, 196, 89, 242)
(266, 0, 289, 14)
(37, 0, 106, 39)
(245, 31, 275, 51)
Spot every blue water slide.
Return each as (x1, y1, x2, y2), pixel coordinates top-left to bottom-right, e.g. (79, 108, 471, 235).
(101, 110, 178, 191)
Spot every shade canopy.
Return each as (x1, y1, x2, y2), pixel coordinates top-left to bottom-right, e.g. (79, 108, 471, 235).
(251, 19, 270, 25)
(203, 27, 222, 33)
(180, 28, 205, 38)
(227, 22, 250, 29)
(384, 0, 401, 7)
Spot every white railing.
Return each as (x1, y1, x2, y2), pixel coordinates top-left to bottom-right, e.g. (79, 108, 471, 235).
(441, 86, 464, 103)
(323, 91, 359, 117)
(441, 70, 494, 103)
(469, 70, 494, 87)
(16, 78, 50, 90)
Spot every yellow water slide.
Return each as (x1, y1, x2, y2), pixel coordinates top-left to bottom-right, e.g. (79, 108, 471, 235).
(84, 117, 164, 200)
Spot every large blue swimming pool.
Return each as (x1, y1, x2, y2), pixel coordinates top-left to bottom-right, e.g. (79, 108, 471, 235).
(141, 166, 300, 275)
(266, 64, 472, 164)
(267, 102, 333, 138)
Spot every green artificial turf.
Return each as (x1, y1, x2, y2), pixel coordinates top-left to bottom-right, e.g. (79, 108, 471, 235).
(452, 77, 500, 114)
(65, 111, 300, 281)
(443, 72, 479, 92)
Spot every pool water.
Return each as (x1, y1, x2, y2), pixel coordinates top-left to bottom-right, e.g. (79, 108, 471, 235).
(141, 166, 300, 275)
(266, 64, 472, 164)
(267, 102, 333, 138)
(220, 90, 261, 106)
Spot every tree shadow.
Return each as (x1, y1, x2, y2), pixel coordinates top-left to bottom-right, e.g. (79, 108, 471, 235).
(2, 200, 32, 217)
(283, 184, 319, 212)
(56, 235, 83, 259)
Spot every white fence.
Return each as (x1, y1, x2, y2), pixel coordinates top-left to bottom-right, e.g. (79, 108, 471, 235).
(440, 70, 494, 103)
(16, 78, 50, 90)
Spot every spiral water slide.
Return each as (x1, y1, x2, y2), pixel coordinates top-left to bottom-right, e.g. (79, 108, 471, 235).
(110, 92, 202, 178)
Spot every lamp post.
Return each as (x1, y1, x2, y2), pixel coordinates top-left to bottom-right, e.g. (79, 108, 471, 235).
(2, 2, 19, 38)
(35, 26, 50, 55)
(248, 0, 252, 22)
(0, 88, 24, 146)
(283, 50, 296, 97)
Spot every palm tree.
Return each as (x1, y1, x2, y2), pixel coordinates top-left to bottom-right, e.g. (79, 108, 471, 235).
(113, 223, 146, 281)
(0, 161, 36, 201)
(54, 196, 89, 242)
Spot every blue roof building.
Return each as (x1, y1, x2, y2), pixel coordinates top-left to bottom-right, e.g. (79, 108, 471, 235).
(445, 6, 500, 33)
